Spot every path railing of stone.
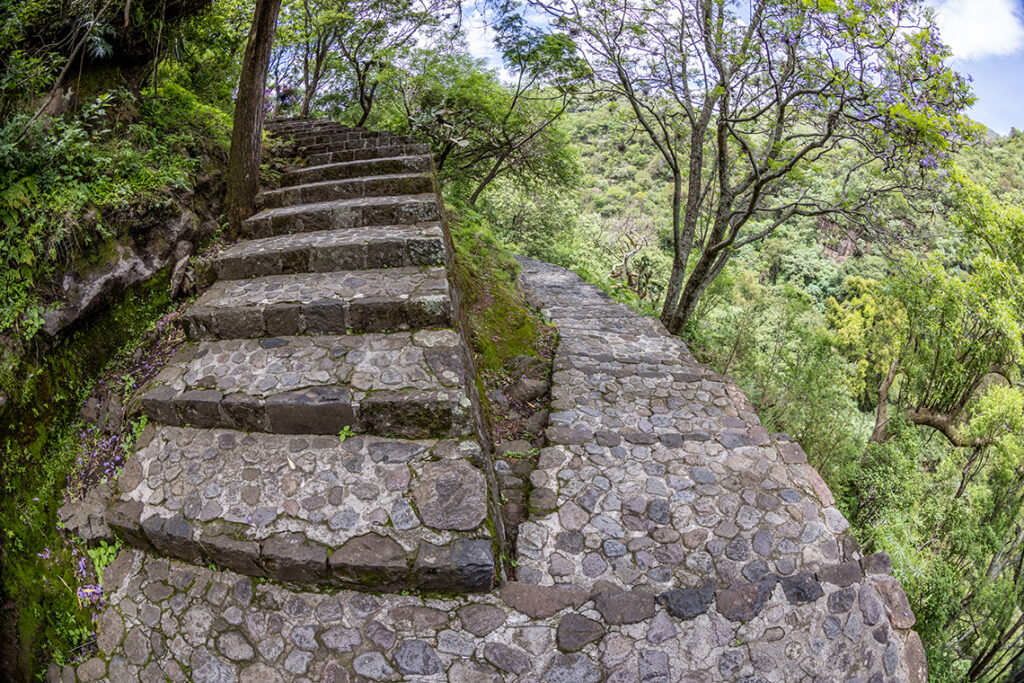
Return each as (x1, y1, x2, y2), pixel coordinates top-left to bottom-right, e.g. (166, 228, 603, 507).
(56, 118, 927, 683)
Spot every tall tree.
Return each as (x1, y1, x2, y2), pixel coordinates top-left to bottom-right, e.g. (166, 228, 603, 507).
(394, 39, 583, 205)
(532, 0, 974, 334)
(225, 0, 282, 231)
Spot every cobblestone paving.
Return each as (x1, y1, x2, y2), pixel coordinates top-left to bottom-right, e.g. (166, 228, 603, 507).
(96, 118, 499, 598)
(242, 193, 440, 239)
(136, 332, 476, 437)
(256, 173, 435, 210)
(281, 156, 433, 187)
(305, 144, 433, 168)
(203, 224, 447, 281)
(61, 120, 926, 681)
(65, 544, 924, 683)
(182, 267, 453, 339)
(193, 268, 449, 310)
(104, 427, 491, 586)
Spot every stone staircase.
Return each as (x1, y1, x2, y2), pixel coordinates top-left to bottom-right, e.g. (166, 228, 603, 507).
(54, 118, 928, 683)
(105, 118, 502, 592)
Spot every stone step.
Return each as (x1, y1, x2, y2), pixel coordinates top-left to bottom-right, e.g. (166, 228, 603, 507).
(282, 155, 433, 187)
(137, 330, 475, 437)
(299, 135, 417, 156)
(181, 266, 454, 339)
(241, 193, 440, 239)
(106, 427, 495, 591)
(269, 121, 350, 134)
(201, 224, 447, 282)
(269, 125, 352, 139)
(255, 173, 436, 210)
(287, 129, 397, 145)
(267, 118, 354, 131)
(306, 143, 432, 166)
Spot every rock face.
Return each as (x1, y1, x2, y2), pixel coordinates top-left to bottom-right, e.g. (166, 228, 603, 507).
(43, 212, 205, 338)
(58, 482, 116, 544)
(72, 120, 925, 682)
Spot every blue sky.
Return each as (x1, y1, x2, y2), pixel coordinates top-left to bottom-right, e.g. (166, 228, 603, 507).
(465, 0, 1024, 135)
(933, 0, 1024, 134)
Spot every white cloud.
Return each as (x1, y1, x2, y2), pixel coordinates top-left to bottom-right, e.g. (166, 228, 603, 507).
(463, 10, 512, 81)
(932, 0, 1024, 60)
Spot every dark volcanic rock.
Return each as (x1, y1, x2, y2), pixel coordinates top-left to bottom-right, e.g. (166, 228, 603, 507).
(458, 604, 506, 636)
(328, 534, 408, 585)
(716, 576, 777, 622)
(593, 589, 656, 624)
(780, 572, 824, 604)
(411, 460, 487, 530)
(500, 582, 588, 618)
(557, 613, 605, 651)
(657, 580, 716, 620)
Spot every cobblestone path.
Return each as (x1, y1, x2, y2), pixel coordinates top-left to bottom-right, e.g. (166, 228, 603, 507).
(57, 120, 927, 682)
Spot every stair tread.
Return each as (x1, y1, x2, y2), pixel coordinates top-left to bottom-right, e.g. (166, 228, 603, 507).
(299, 136, 416, 154)
(181, 267, 453, 339)
(246, 192, 438, 223)
(282, 155, 433, 186)
(306, 143, 432, 166)
(289, 154, 432, 175)
(193, 266, 448, 309)
(206, 224, 447, 280)
(214, 223, 444, 262)
(139, 330, 475, 436)
(255, 172, 435, 209)
(109, 427, 494, 588)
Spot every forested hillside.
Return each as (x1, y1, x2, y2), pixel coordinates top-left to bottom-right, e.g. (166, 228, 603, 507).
(1, 0, 1023, 680)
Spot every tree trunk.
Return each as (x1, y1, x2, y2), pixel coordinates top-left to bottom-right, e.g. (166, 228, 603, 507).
(468, 154, 507, 206)
(225, 0, 283, 233)
(659, 171, 686, 328)
(666, 245, 719, 335)
(300, 88, 313, 118)
(868, 359, 900, 445)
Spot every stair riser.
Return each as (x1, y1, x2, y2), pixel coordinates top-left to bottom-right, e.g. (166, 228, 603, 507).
(256, 175, 436, 210)
(270, 123, 349, 133)
(241, 197, 440, 239)
(106, 514, 495, 592)
(287, 131, 395, 145)
(139, 386, 470, 438)
(306, 144, 431, 165)
(299, 137, 414, 155)
(269, 127, 351, 138)
(181, 295, 454, 340)
(210, 236, 446, 280)
(267, 121, 354, 131)
(282, 156, 432, 186)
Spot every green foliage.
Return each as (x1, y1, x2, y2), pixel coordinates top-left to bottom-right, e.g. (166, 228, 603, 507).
(0, 273, 174, 675)
(378, 48, 580, 204)
(445, 199, 550, 375)
(87, 540, 121, 581)
(0, 81, 228, 338)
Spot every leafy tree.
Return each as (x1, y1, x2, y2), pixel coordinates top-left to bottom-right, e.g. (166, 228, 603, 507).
(390, 46, 581, 204)
(532, 0, 975, 333)
(274, 0, 458, 123)
(868, 169, 1024, 446)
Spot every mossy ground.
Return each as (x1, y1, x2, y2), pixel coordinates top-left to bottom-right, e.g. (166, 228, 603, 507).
(0, 274, 188, 678)
(446, 201, 552, 375)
